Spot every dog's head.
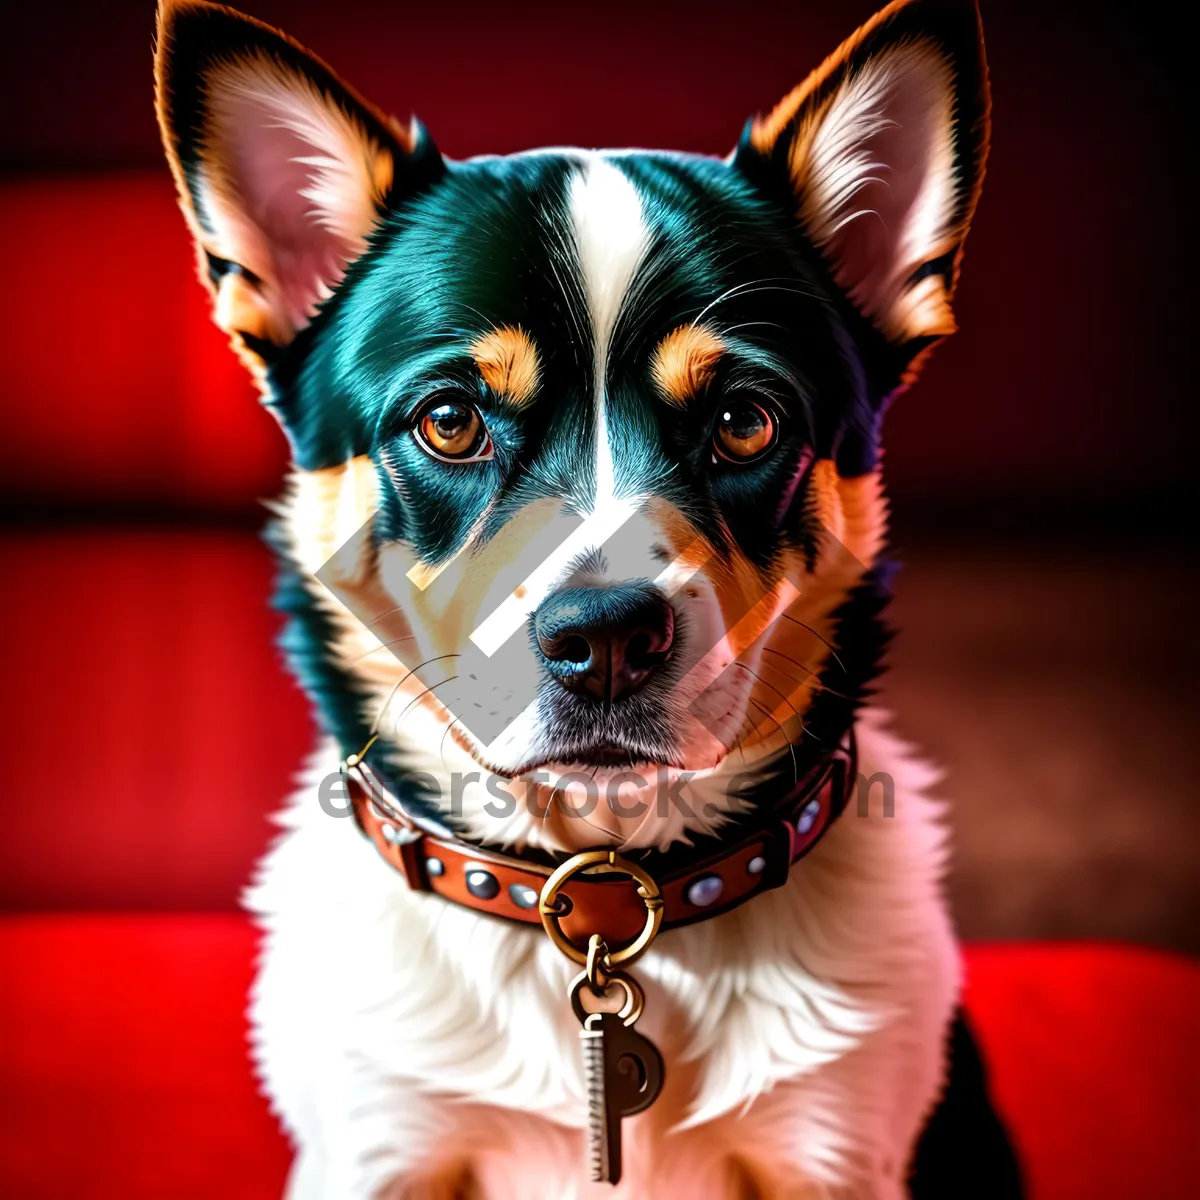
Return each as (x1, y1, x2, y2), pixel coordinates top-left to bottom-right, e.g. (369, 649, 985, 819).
(156, 0, 988, 852)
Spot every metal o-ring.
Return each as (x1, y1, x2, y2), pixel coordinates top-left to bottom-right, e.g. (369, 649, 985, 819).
(538, 849, 663, 967)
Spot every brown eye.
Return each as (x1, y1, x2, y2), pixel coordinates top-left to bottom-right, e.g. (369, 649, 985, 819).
(415, 397, 492, 461)
(714, 397, 777, 462)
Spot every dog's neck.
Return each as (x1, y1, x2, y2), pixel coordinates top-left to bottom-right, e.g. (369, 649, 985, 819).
(340, 720, 860, 949)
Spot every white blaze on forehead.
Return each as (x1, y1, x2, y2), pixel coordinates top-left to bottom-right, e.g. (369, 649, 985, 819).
(468, 158, 651, 658)
(569, 155, 649, 365)
(569, 156, 650, 511)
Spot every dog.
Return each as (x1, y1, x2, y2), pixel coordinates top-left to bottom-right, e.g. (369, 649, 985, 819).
(155, 1, 1016, 1195)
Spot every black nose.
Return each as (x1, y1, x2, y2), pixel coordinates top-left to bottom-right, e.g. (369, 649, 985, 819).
(534, 584, 675, 702)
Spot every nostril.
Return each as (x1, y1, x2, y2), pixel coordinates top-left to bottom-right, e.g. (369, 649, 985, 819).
(625, 631, 652, 670)
(624, 631, 659, 672)
(559, 634, 592, 666)
(537, 631, 594, 666)
(621, 602, 674, 672)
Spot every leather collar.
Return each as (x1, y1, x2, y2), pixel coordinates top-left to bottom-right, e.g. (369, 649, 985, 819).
(343, 728, 856, 955)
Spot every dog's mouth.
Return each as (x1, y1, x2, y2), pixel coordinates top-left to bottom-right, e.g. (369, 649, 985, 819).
(576, 739, 662, 768)
(497, 730, 687, 779)
(548, 742, 666, 769)
(512, 740, 685, 777)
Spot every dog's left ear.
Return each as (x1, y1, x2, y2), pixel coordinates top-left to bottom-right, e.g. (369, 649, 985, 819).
(154, 0, 444, 359)
(735, 0, 989, 364)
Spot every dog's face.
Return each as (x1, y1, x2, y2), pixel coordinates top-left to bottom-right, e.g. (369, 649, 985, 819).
(157, 0, 988, 851)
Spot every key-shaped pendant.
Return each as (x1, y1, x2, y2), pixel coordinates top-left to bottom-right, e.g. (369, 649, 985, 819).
(580, 1008, 664, 1184)
(540, 852, 667, 1186)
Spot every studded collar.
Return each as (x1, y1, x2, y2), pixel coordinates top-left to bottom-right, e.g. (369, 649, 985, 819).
(342, 728, 857, 953)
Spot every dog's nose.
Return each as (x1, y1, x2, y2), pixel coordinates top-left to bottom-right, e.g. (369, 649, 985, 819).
(534, 584, 675, 702)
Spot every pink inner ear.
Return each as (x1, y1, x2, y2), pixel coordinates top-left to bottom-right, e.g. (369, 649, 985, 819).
(806, 44, 957, 337)
(227, 113, 351, 330)
(201, 55, 386, 338)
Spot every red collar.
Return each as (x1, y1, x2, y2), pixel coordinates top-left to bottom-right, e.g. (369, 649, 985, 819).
(343, 729, 856, 955)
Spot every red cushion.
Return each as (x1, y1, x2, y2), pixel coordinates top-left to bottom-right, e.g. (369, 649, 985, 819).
(0, 176, 284, 515)
(0, 916, 290, 1200)
(963, 943, 1200, 1198)
(1, 919, 1196, 1198)
(0, 529, 313, 912)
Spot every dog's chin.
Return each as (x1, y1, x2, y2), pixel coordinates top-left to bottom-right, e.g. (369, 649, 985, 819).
(419, 691, 793, 852)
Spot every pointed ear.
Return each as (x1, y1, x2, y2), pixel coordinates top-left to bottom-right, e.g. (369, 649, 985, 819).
(154, 0, 443, 361)
(735, 0, 989, 352)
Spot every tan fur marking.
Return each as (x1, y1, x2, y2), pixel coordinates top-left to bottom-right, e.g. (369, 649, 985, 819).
(214, 270, 279, 346)
(809, 459, 846, 545)
(470, 326, 541, 408)
(651, 324, 725, 407)
(836, 466, 889, 570)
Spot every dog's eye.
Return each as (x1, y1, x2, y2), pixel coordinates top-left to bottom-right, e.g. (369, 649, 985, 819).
(713, 397, 777, 463)
(415, 397, 493, 462)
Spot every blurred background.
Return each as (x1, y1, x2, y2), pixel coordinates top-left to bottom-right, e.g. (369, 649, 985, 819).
(0, 0, 1196, 938)
(0, 3, 1196, 1196)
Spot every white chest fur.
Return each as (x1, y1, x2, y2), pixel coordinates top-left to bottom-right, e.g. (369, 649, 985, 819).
(246, 709, 958, 1198)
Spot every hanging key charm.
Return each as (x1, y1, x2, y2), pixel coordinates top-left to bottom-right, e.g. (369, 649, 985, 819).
(571, 963, 664, 1184)
(538, 850, 667, 1187)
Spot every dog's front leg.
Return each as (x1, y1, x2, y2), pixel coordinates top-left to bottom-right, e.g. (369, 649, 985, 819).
(286, 1095, 598, 1200)
(288, 1150, 479, 1200)
(264, 1040, 485, 1200)
(283, 1086, 482, 1200)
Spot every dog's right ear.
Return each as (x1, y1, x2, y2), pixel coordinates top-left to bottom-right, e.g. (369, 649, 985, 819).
(155, 0, 443, 366)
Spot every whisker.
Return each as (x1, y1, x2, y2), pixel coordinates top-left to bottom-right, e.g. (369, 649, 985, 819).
(760, 650, 857, 703)
(371, 653, 461, 735)
(746, 696, 799, 788)
(714, 320, 791, 338)
(776, 614, 847, 675)
(438, 712, 464, 774)
(761, 646, 815, 675)
(389, 674, 461, 737)
(690, 279, 823, 329)
(742, 664, 807, 730)
(363, 604, 414, 629)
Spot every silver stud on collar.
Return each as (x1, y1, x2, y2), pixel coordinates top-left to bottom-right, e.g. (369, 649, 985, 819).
(746, 855, 767, 875)
(685, 873, 724, 908)
(425, 857, 445, 877)
(796, 798, 821, 836)
(465, 867, 500, 900)
(508, 883, 539, 909)
(380, 823, 399, 845)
